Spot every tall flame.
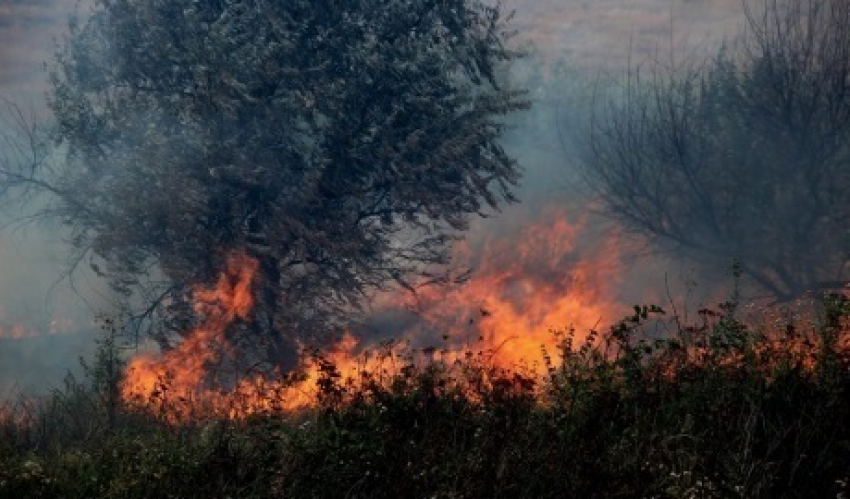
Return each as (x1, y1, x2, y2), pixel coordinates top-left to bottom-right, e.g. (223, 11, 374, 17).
(119, 209, 631, 422)
(372, 208, 625, 371)
(121, 253, 259, 420)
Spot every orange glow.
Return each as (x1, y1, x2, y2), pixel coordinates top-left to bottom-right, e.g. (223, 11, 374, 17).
(0, 310, 75, 340)
(121, 253, 260, 421)
(0, 323, 32, 340)
(380, 208, 625, 372)
(120, 252, 370, 421)
(119, 209, 630, 422)
(116, 214, 849, 423)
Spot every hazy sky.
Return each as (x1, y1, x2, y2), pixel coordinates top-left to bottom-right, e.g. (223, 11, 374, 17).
(508, 0, 744, 67)
(0, 0, 81, 108)
(0, 0, 746, 105)
(0, 0, 748, 110)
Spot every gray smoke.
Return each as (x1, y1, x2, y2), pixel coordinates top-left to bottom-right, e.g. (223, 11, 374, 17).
(0, 0, 748, 394)
(0, 0, 104, 397)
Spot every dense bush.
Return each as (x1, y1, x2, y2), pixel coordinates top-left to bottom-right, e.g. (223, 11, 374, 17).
(1, 292, 848, 498)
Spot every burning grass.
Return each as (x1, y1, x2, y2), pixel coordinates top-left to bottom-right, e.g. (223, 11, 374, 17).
(0, 289, 848, 498)
(2, 214, 847, 496)
(117, 211, 628, 423)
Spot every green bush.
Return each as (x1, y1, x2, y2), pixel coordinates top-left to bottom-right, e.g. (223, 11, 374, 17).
(1, 292, 847, 498)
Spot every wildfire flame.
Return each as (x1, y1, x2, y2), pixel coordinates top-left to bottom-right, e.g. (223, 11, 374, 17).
(121, 253, 260, 419)
(375, 209, 625, 371)
(119, 209, 632, 422)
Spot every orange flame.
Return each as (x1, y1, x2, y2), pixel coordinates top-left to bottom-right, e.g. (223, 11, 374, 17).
(122, 211, 848, 422)
(121, 253, 260, 420)
(120, 209, 631, 422)
(375, 208, 625, 372)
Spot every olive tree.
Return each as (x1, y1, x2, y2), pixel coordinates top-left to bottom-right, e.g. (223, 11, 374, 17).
(581, 0, 850, 301)
(0, 0, 528, 367)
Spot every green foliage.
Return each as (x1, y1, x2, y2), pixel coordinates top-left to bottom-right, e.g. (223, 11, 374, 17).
(1, 291, 848, 498)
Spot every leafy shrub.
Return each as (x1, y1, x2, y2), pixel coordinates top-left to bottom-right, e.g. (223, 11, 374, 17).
(1, 291, 847, 498)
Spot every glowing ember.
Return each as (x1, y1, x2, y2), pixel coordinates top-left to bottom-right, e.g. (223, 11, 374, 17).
(0, 312, 75, 340)
(0, 323, 32, 340)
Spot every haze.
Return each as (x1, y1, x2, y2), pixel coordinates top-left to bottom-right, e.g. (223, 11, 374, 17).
(0, 0, 746, 394)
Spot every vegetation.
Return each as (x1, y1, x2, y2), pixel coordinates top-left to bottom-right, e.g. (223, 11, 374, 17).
(1, 2, 849, 498)
(581, 0, 850, 300)
(1, 289, 847, 498)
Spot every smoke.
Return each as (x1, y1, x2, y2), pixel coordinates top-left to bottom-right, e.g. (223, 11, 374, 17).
(505, 0, 752, 298)
(354, 0, 753, 347)
(0, 0, 105, 397)
(0, 0, 750, 395)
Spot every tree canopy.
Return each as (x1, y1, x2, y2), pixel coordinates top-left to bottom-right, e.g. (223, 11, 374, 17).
(0, 0, 528, 367)
(581, 0, 850, 301)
